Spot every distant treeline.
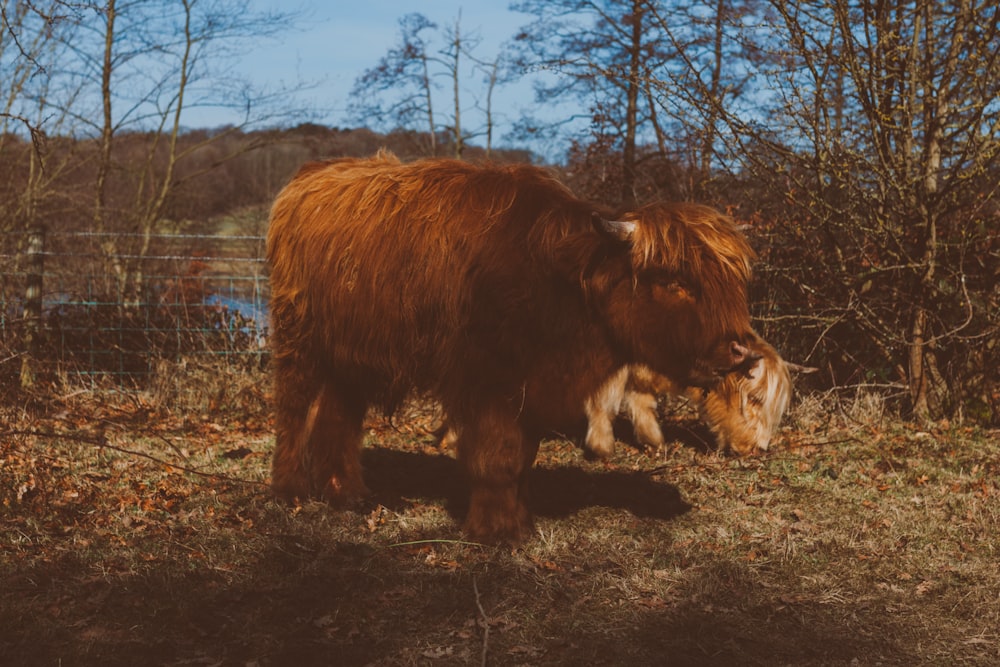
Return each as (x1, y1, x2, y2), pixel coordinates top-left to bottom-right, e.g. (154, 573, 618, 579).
(0, 125, 534, 237)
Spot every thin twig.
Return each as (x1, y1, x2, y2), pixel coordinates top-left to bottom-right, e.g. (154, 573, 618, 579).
(0, 351, 23, 365)
(472, 575, 489, 667)
(387, 538, 489, 549)
(2, 428, 266, 488)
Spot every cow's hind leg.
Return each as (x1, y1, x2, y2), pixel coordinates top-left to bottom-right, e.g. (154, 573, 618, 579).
(456, 402, 537, 544)
(272, 361, 368, 504)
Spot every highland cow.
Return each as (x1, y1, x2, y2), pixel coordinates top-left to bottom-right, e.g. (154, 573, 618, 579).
(267, 151, 757, 543)
(584, 332, 812, 458)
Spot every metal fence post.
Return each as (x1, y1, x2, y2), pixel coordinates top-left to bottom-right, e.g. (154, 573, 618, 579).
(20, 227, 45, 389)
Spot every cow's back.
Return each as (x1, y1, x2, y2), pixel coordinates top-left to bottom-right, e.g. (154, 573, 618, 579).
(267, 152, 595, 402)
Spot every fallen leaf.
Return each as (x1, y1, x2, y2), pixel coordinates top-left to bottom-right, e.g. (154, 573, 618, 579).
(421, 646, 454, 659)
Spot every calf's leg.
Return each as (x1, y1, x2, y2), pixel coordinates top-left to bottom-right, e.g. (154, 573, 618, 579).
(584, 367, 628, 459)
(622, 389, 664, 450)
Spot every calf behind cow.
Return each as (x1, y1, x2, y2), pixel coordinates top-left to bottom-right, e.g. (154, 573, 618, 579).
(585, 332, 809, 458)
(267, 152, 757, 543)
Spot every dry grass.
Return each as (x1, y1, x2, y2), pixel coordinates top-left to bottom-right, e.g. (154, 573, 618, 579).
(2, 379, 999, 666)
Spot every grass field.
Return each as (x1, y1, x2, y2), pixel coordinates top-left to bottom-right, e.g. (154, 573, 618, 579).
(2, 378, 998, 666)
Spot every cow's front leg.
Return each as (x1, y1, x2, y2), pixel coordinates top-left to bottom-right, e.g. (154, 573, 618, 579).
(455, 401, 538, 544)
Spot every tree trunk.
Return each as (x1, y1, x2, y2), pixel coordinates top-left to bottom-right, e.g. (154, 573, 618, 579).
(451, 15, 463, 159)
(19, 227, 44, 388)
(93, 0, 126, 300)
(908, 306, 930, 421)
(698, 0, 726, 195)
(421, 55, 436, 156)
(620, 0, 643, 208)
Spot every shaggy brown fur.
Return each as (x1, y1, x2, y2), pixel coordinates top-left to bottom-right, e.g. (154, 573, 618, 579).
(267, 151, 756, 543)
(585, 332, 807, 457)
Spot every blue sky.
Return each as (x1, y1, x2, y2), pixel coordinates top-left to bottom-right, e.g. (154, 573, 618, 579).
(195, 1, 553, 152)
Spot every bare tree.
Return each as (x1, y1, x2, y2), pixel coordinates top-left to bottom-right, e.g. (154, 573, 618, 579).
(643, 0, 772, 197)
(512, 0, 671, 205)
(66, 0, 304, 302)
(522, 0, 661, 204)
(679, 0, 1000, 420)
(0, 1, 88, 234)
(440, 12, 473, 158)
(2, 0, 309, 309)
(349, 11, 510, 159)
(470, 53, 503, 157)
(349, 13, 440, 156)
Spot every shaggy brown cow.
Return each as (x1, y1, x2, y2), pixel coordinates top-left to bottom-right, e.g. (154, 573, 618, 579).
(584, 332, 812, 458)
(267, 151, 757, 543)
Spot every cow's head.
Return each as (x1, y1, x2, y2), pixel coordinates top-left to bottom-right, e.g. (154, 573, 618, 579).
(588, 203, 757, 388)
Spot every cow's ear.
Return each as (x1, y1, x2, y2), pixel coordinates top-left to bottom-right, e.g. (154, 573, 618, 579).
(591, 213, 636, 242)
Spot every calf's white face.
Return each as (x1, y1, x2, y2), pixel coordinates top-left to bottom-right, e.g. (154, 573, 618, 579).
(696, 344, 792, 455)
(585, 337, 810, 457)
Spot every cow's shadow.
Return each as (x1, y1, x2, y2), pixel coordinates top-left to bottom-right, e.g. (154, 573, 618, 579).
(361, 447, 691, 523)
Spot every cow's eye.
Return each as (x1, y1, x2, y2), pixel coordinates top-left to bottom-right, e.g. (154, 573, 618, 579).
(650, 278, 693, 303)
(660, 277, 691, 295)
(645, 271, 684, 289)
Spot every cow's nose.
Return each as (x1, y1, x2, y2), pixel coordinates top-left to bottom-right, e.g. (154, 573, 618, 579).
(729, 341, 763, 373)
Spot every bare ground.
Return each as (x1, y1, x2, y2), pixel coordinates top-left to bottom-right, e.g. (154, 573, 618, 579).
(2, 388, 999, 666)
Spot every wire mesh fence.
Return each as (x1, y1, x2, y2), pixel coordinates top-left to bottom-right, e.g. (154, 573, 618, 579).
(1, 228, 269, 387)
